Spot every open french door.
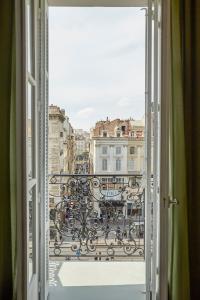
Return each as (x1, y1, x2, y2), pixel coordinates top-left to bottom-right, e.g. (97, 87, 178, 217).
(25, 0, 40, 299)
(144, 0, 158, 299)
(24, 0, 49, 299)
(145, 0, 169, 300)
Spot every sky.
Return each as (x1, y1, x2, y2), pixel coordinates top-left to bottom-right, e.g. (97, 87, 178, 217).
(49, 7, 145, 131)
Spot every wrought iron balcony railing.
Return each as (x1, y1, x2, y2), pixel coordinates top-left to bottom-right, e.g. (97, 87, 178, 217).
(49, 174, 145, 261)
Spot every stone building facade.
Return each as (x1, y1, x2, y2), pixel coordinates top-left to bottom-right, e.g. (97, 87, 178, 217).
(89, 118, 145, 218)
(74, 129, 90, 156)
(90, 118, 145, 174)
(48, 105, 75, 207)
(74, 129, 90, 174)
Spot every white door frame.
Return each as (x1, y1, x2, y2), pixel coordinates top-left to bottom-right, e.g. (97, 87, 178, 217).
(43, 2, 163, 300)
(14, 0, 170, 299)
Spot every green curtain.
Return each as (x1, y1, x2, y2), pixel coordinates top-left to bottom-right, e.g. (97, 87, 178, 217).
(0, 1, 17, 299)
(169, 1, 190, 299)
(181, 1, 200, 299)
(169, 0, 200, 299)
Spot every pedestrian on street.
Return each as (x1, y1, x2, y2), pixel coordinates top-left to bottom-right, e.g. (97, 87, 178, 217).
(76, 248, 81, 260)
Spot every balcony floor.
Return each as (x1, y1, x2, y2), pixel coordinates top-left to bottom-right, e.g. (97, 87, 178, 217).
(49, 261, 145, 300)
(49, 285, 146, 300)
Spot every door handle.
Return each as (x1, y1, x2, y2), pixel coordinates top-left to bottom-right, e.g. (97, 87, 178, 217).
(168, 197, 179, 207)
(162, 197, 179, 208)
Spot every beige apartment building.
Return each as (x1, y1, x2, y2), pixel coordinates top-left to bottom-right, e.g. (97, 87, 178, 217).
(89, 117, 145, 218)
(90, 118, 145, 174)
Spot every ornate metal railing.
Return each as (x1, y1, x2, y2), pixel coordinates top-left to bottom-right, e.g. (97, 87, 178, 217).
(49, 174, 145, 261)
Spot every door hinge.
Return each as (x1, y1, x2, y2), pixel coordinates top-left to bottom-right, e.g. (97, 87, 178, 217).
(168, 196, 179, 207)
(145, 284, 153, 299)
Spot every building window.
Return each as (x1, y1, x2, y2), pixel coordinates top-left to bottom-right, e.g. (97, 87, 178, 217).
(102, 146, 107, 154)
(116, 177, 124, 183)
(101, 178, 107, 183)
(131, 131, 134, 137)
(130, 146, 135, 154)
(116, 130, 121, 137)
(116, 159, 121, 171)
(101, 177, 114, 183)
(60, 132, 63, 137)
(121, 126, 126, 134)
(49, 198, 54, 206)
(116, 146, 121, 155)
(102, 159, 107, 171)
(136, 130, 143, 138)
(103, 131, 107, 137)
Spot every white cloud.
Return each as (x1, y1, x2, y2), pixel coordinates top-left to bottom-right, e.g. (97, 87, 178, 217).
(117, 97, 132, 107)
(76, 107, 95, 118)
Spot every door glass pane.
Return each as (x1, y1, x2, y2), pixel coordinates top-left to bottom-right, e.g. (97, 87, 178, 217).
(28, 186, 35, 281)
(27, 0, 33, 73)
(27, 83, 34, 179)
